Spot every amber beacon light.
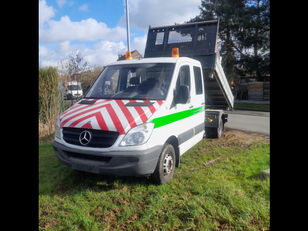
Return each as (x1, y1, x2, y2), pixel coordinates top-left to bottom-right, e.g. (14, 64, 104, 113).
(172, 48, 180, 57)
(125, 51, 132, 60)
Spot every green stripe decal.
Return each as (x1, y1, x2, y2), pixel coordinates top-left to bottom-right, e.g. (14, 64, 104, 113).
(150, 106, 204, 128)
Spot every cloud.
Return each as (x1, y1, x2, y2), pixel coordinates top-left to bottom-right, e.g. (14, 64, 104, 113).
(119, 0, 201, 29)
(39, 45, 59, 67)
(39, 0, 203, 69)
(131, 34, 148, 56)
(40, 16, 127, 43)
(39, 40, 127, 68)
(83, 41, 126, 66)
(56, 0, 67, 8)
(39, 0, 128, 68)
(57, 41, 72, 56)
(79, 4, 88, 12)
(39, 0, 55, 27)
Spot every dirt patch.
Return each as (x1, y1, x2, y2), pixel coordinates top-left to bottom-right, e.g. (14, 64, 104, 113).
(211, 128, 269, 148)
(225, 128, 268, 143)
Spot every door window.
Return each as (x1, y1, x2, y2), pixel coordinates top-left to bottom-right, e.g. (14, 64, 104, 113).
(193, 66, 203, 95)
(173, 65, 191, 105)
(176, 65, 190, 91)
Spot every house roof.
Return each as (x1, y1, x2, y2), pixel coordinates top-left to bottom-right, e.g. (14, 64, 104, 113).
(117, 50, 142, 61)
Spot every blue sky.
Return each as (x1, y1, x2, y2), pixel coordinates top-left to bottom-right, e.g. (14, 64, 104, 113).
(39, 0, 202, 67)
(48, 0, 123, 25)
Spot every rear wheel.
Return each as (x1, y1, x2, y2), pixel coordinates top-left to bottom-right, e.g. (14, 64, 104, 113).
(217, 118, 224, 138)
(151, 144, 176, 184)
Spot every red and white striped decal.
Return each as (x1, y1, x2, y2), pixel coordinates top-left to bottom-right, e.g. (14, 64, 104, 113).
(60, 99, 164, 134)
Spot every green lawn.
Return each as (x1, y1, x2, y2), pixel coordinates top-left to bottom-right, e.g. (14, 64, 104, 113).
(234, 103, 270, 112)
(39, 132, 270, 231)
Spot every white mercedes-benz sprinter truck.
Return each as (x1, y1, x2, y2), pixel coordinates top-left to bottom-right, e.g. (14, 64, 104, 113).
(53, 20, 234, 184)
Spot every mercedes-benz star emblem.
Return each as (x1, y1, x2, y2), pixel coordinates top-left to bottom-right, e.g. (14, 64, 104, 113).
(79, 130, 92, 145)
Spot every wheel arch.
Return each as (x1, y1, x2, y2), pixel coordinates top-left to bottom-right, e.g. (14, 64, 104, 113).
(164, 136, 180, 167)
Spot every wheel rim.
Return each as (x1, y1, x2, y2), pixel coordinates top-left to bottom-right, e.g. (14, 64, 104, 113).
(163, 153, 174, 176)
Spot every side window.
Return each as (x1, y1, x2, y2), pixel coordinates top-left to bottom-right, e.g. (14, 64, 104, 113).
(168, 30, 192, 44)
(176, 65, 190, 91)
(155, 32, 164, 45)
(173, 65, 191, 105)
(193, 66, 203, 95)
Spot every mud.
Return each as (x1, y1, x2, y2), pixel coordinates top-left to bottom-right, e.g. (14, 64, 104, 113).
(210, 128, 269, 148)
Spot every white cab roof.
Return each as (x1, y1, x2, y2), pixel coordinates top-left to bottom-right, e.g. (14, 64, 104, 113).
(107, 57, 201, 66)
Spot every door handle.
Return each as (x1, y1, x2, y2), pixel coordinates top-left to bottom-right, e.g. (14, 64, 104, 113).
(189, 105, 193, 109)
(201, 102, 205, 105)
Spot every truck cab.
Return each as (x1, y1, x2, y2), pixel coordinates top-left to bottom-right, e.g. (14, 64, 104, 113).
(53, 20, 233, 184)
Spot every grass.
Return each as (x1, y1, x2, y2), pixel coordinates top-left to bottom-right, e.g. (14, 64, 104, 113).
(39, 134, 55, 145)
(234, 103, 269, 112)
(39, 132, 270, 231)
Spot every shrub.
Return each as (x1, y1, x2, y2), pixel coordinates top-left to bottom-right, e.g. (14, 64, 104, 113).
(39, 67, 62, 137)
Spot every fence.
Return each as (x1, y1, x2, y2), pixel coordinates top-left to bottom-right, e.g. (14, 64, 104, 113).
(235, 81, 270, 101)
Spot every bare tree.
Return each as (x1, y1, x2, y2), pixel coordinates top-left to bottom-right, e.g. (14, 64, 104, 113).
(61, 50, 90, 82)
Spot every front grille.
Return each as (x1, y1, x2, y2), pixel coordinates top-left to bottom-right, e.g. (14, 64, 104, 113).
(62, 127, 119, 148)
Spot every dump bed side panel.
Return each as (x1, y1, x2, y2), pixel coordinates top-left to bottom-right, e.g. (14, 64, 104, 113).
(215, 57, 234, 108)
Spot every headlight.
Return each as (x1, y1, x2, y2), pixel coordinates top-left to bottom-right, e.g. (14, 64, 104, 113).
(55, 119, 61, 139)
(120, 123, 154, 146)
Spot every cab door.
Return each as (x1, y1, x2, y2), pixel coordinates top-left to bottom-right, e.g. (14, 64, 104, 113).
(172, 65, 192, 113)
(165, 63, 205, 154)
(190, 65, 205, 136)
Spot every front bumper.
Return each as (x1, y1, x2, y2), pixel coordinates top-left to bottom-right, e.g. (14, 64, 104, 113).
(53, 141, 163, 176)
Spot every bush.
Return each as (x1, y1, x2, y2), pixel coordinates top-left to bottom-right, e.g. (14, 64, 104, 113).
(39, 67, 62, 137)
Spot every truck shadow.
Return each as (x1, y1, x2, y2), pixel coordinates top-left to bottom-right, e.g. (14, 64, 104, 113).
(75, 170, 152, 188)
(40, 167, 153, 196)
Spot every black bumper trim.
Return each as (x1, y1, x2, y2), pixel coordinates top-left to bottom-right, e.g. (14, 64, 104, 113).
(53, 141, 163, 176)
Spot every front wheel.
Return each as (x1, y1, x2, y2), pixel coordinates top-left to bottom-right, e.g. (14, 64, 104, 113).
(151, 144, 176, 184)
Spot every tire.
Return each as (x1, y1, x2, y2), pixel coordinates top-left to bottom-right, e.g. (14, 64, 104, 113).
(205, 118, 224, 139)
(205, 127, 214, 138)
(151, 144, 176, 185)
(217, 118, 224, 138)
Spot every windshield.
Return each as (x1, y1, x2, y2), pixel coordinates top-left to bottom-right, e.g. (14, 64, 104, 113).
(85, 63, 175, 100)
(68, 85, 81, 90)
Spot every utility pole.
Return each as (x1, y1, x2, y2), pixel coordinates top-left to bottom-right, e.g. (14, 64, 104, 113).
(125, 0, 132, 59)
(125, 0, 130, 51)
